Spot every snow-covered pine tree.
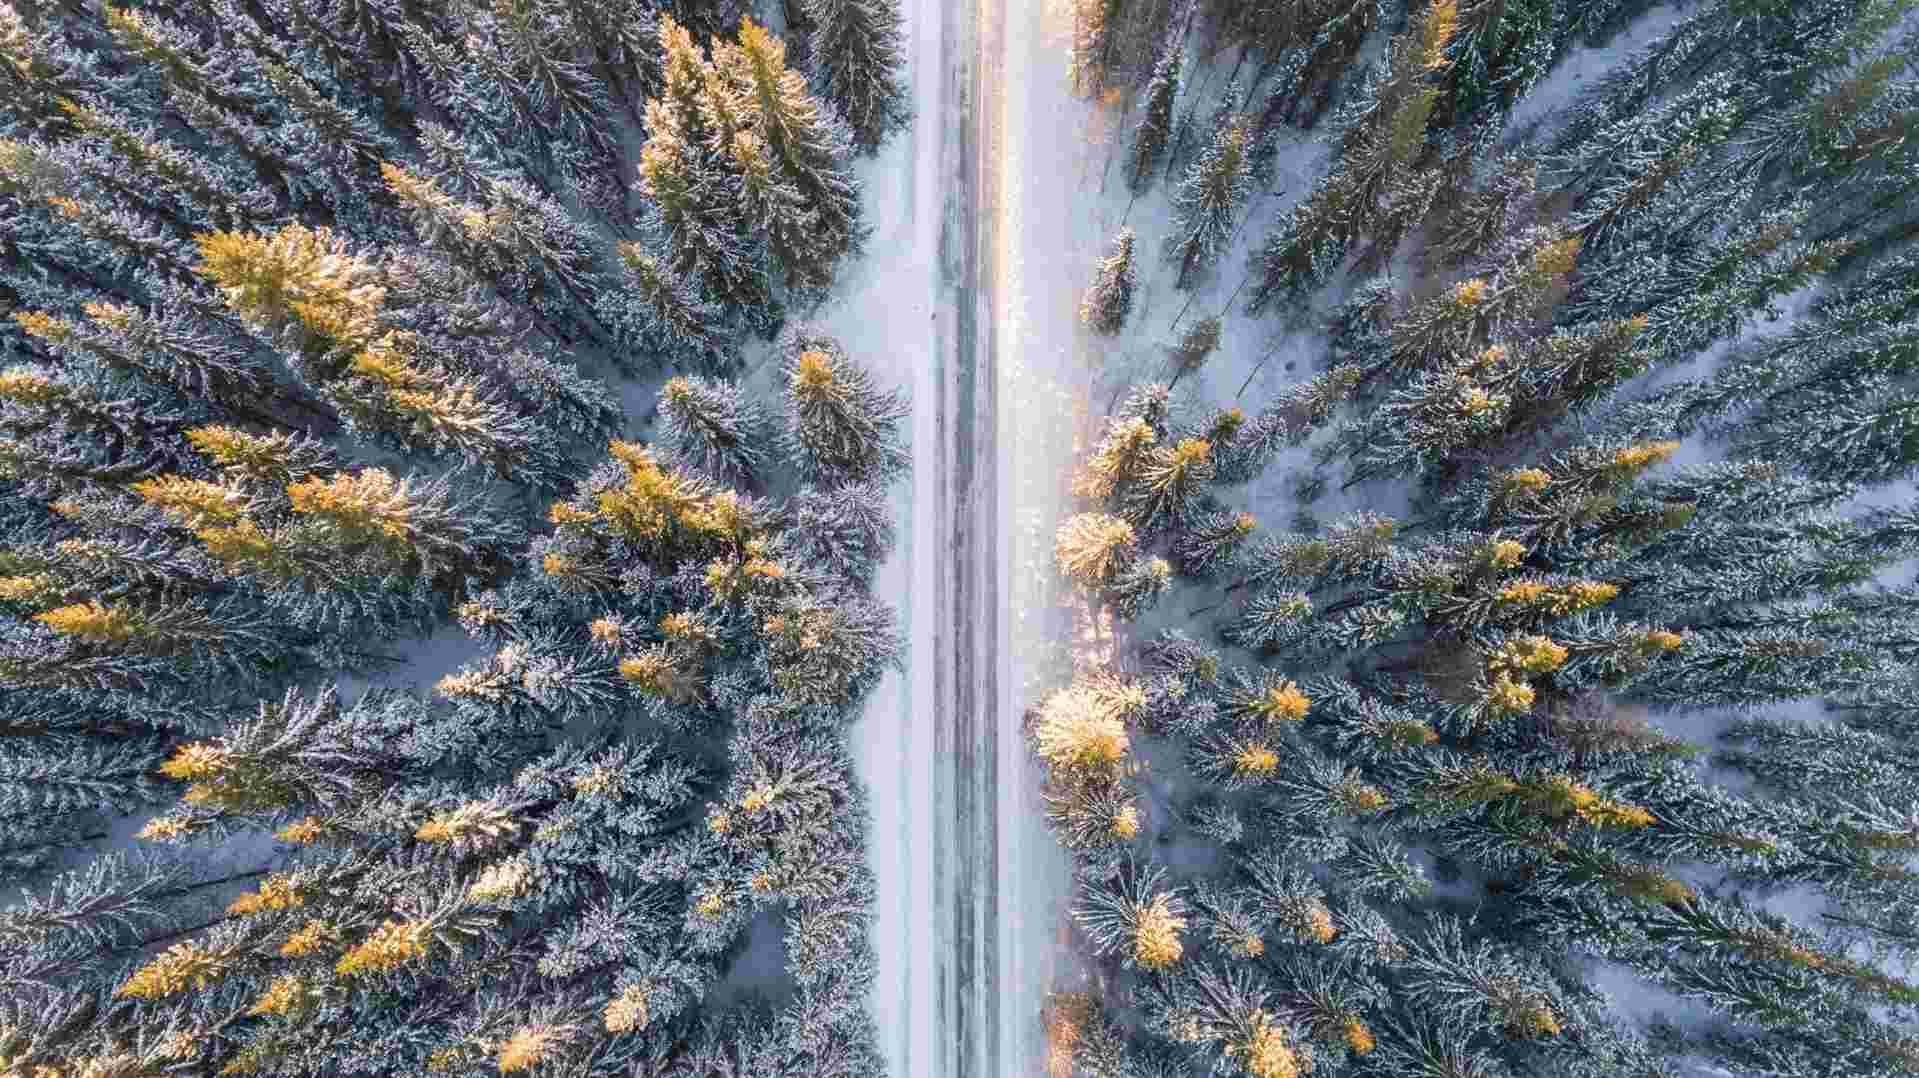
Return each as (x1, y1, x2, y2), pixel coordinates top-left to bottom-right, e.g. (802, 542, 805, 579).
(657, 375, 767, 485)
(715, 18, 865, 292)
(613, 241, 735, 369)
(1127, 40, 1184, 193)
(636, 17, 773, 319)
(1167, 113, 1254, 290)
(801, 0, 910, 153)
(777, 326, 908, 485)
(1080, 226, 1138, 334)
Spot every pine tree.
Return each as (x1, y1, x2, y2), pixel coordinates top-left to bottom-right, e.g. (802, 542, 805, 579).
(788, 480, 894, 589)
(1074, 858, 1187, 972)
(636, 18, 772, 318)
(42, 97, 273, 231)
(657, 375, 767, 485)
(1244, 177, 1355, 312)
(1174, 509, 1257, 578)
(1106, 555, 1173, 620)
(192, 224, 569, 485)
(11, 296, 293, 429)
(716, 18, 865, 291)
(800, 0, 910, 153)
(380, 162, 609, 340)
(1128, 42, 1184, 193)
(614, 241, 734, 368)
(1167, 115, 1254, 290)
(1140, 960, 1307, 1078)
(1080, 227, 1137, 335)
(777, 327, 907, 484)
(1430, 152, 1536, 268)
(1056, 512, 1138, 590)
(1125, 434, 1217, 533)
(1214, 366, 1362, 485)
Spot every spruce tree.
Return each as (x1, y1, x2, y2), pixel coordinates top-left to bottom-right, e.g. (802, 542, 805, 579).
(614, 241, 734, 368)
(717, 18, 865, 292)
(800, 0, 910, 153)
(657, 375, 767, 485)
(1079, 226, 1138, 335)
(636, 17, 773, 319)
(777, 326, 907, 485)
(1128, 41, 1184, 193)
(1167, 115, 1254, 290)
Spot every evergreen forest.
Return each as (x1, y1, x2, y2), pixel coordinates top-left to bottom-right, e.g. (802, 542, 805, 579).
(1038, 0, 1919, 1076)
(7, 0, 1919, 1073)
(0, 0, 912, 1074)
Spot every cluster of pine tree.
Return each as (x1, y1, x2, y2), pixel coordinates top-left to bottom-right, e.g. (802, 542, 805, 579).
(1043, 0, 1919, 1076)
(0, 0, 909, 1074)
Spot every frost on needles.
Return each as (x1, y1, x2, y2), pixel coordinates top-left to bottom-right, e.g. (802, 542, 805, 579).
(1038, 0, 1919, 1076)
(0, 0, 911, 1074)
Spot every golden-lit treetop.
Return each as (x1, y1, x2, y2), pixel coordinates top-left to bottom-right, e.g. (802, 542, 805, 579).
(334, 919, 428, 978)
(1234, 1010, 1300, 1078)
(1132, 892, 1186, 971)
(194, 223, 385, 353)
(1055, 512, 1136, 588)
(1033, 682, 1132, 774)
(287, 469, 412, 542)
(603, 984, 652, 1034)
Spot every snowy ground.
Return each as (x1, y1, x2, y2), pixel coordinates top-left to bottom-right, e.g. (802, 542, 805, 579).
(838, 0, 943, 1073)
(991, 0, 1106, 1069)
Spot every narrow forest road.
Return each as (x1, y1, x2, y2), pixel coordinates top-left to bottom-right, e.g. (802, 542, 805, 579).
(924, 0, 1003, 1072)
(855, 0, 1080, 1074)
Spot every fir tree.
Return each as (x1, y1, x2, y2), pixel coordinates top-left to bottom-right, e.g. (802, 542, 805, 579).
(716, 18, 865, 291)
(777, 327, 907, 485)
(1128, 41, 1184, 193)
(614, 241, 734, 368)
(657, 375, 767, 485)
(800, 0, 910, 153)
(1080, 227, 1138, 335)
(636, 17, 773, 319)
(1167, 115, 1254, 290)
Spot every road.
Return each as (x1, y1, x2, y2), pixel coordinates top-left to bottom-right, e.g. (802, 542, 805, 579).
(853, 0, 1081, 1074)
(929, 0, 1002, 1071)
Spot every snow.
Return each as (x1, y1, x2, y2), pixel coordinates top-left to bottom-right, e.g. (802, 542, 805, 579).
(840, 0, 942, 1072)
(707, 905, 796, 1011)
(333, 621, 491, 701)
(1582, 957, 1720, 1028)
(1501, 3, 1689, 145)
(991, 0, 1134, 1065)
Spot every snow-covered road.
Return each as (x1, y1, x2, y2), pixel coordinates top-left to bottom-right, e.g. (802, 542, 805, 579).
(849, 0, 1087, 1073)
